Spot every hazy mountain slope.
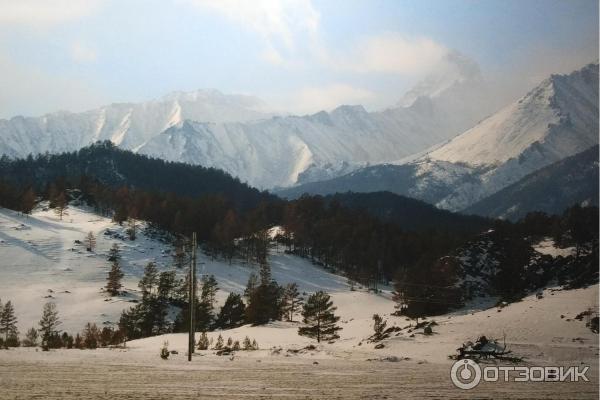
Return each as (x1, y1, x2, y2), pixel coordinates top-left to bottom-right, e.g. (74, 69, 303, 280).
(0, 89, 272, 158)
(464, 145, 599, 220)
(138, 53, 493, 189)
(0, 54, 494, 189)
(278, 63, 599, 211)
(429, 62, 598, 166)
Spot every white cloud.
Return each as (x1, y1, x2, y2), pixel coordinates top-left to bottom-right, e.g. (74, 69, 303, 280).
(0, 0, 102, 26)
(180, 0, 319, 65)
(288, 83, 376, 114)
(70, 41, 98, 63)
(323, 32, 448, 75)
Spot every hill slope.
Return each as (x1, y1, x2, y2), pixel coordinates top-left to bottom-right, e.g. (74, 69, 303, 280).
(322, 191, 490, 233)
(0, 205, 597, 366)
(465, 145, 599, 219)
(0, 142, 273, 210)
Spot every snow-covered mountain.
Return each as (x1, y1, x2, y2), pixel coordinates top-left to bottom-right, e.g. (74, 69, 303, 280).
(277, 63, 599, 213)
(136, 54, 493, 189)
(0, 54, 493, 189)
(0, 89, 273, 159)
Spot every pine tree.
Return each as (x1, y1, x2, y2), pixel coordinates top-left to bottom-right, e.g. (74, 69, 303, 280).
(106, 260, 124, 296)
(172, 242, 187, 269)
(127, 217, 137, 241)
(214, 293, 245, 329)
(197, 331, 209, 350)
(226, 337, 233, 347)
(154, 271, 176, 334)
(242, 336, 252, 350)
(53, 192, 68, 220)
(23, 327, 38, 347)
(0, 300, 18, 343)
(298, 291, 341, 343)
(85, 231, 96, 252)
(21, 187, 36, 215)
(251, 339, 259, 350)
(74, 333, 83, 349)
(282, 282, 303, 322)
(196, 275, 219, 331)
(139, 262, 159, 299)
(39, 302, 61, 348)
(243, 272, 258, 300)
(82, 322, 99, 349)
(245, 263, 282, 325)
(372, 314, 387, 341)
(107, 243, 121, 262)
(137, 262, 160, 336)
(213, 334, 224, 350)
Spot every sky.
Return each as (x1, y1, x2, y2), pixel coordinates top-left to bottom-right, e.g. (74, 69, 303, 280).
(0, 0, 597, 118)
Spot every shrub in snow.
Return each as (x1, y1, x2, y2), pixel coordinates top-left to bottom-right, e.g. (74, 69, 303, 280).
(213, 334, 224, 350)
(160, 341, 169, 359)
(197, 332, 209, 350)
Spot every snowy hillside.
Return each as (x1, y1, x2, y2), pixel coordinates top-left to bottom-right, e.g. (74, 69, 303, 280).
(0, 205, 354, 334)
(0, 205, 597, 365)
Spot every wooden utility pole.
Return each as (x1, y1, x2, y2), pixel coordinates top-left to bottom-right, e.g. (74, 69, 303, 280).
(188, 232, 197, 361)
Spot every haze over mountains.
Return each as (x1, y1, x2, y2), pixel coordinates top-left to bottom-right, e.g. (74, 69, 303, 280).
(277, 62, 599, 218)
(0, 53, 494, 189)
(0, 57, 597, 219)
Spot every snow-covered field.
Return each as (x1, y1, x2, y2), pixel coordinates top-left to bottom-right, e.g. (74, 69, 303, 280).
(0, 206, 598, 398)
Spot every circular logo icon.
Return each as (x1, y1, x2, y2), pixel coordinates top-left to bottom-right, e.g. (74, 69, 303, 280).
(450, 359, 482, 390)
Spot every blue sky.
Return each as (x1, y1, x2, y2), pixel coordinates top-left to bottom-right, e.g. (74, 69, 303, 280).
(0, 0, 597, 118)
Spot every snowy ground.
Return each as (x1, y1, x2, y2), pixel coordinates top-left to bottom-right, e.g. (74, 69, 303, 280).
(0, 206, 598, 398)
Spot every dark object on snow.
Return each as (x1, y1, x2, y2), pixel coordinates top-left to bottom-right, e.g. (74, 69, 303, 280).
(454, 335, 523, 362)
(374, 343, 385, 349)
(589, 317, 599, 333)
(473, 336, 488, 350)
(160, 344, 170, 359)
(423, 326, 433, 335)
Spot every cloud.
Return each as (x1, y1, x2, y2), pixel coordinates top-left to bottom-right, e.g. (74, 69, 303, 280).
(180, 0, 319, 65)
(70, 41, 98, 63)
(323, 32, 449, 75)
(0, 52, 108, 118)
(0, 0, 102, 26)
(288, 83, 376, 114)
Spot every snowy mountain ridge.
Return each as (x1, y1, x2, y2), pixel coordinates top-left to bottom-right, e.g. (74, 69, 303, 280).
(0, 54, 493, 189)
(0, 89, 274, 159)
(277, 62, 599, 214)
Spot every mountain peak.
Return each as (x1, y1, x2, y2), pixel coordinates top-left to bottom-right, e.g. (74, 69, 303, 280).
(427, 62, 598, 166)
(398, 50, 483, 107)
